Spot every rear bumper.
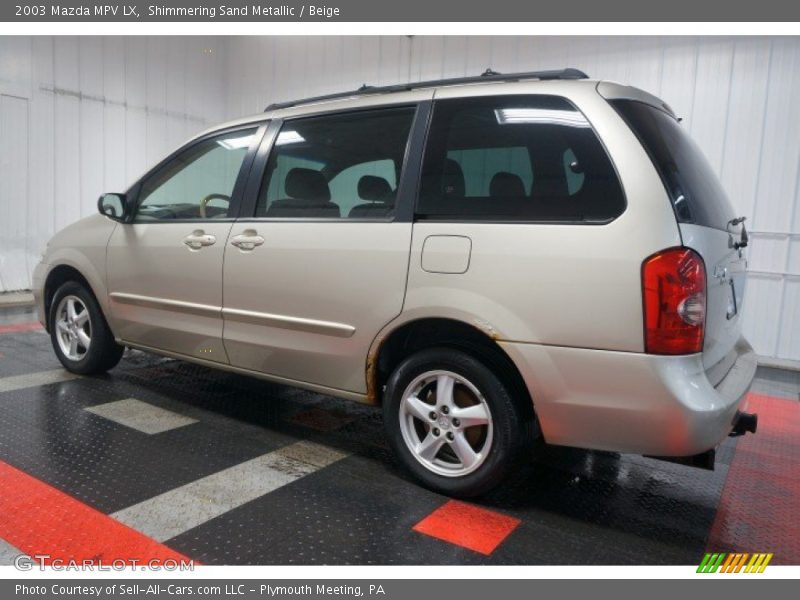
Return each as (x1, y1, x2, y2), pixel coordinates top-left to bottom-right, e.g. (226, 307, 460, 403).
(500, 336, 757, 457)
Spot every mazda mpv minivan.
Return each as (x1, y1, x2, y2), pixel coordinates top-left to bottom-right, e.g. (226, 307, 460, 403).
(34, 68, 758, 496)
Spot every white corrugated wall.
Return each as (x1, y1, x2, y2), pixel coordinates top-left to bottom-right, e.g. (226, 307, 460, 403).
(1, 36, 798, 364)
(0, 36, 227, 292)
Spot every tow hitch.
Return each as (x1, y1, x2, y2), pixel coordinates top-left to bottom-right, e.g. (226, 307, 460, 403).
(730, 410, 758, 437)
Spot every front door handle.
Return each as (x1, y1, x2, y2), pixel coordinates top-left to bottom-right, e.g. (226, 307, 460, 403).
(230, 229, 265, 251)
(183, 230, 217, 250)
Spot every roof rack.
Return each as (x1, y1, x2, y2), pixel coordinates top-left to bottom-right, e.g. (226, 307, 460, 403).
(264, 67, 590, 111)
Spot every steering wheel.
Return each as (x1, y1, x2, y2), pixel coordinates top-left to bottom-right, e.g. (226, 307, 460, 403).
(200, 193, 231, 219)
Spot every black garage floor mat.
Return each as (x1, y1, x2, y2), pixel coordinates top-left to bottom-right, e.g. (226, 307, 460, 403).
(0, 310, 790, 565)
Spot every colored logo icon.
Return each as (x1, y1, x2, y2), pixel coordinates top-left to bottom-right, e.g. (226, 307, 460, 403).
(697, 553, 773, 573)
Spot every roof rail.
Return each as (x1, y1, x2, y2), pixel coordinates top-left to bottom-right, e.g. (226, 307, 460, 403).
(264, 67, 590, 111)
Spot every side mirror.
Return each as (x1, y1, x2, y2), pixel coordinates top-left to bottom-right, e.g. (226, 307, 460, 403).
(98, 193, 129, 222)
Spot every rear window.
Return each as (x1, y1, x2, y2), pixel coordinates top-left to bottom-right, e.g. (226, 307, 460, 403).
(611, 99, 736, 231)
(417, 95, 625, 223)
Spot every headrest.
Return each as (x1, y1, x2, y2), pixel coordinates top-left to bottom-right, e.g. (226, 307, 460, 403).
(348, 203, 394, 218)
(267, 199, 340, 218)
(490, 171, 526, 197)
(285, 168, 330, 202)
(442, 158, 465, 198)
(358, 175, 392, 202)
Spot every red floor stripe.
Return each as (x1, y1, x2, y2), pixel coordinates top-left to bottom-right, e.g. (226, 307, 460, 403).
(0, 321, 43, 335)
(0, 460, 194, 566)
(707, 393, 800, 565)
(413, 499, 521, 555)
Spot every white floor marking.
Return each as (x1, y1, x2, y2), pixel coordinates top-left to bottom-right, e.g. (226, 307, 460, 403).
(110, 440, 349, 542)
(84, 398, 198, 434)
(0, 369, 81, 394)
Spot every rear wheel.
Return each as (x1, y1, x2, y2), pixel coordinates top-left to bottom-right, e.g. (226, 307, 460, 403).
(383, 347, 530, 497)
(49, 281, 123, 374)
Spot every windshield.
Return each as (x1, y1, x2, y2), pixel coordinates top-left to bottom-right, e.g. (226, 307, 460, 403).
(611, 99, 736, 231)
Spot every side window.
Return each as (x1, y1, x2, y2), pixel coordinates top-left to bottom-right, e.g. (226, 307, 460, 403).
(447, 147, 532, 196)
(136, 128, 258, 221)
(563, 148, 585, 195)
(265, 155, 325, 201)
(418, 96, 625, 222)
(328, 159, 397, 217)
(257, 107, 416, 219)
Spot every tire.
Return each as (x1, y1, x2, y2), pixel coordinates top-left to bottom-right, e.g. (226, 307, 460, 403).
(49, 280, 124, 375)
(383, 347, 531, 497)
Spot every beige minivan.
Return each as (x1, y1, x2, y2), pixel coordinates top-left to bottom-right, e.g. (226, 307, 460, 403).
(33, 69, 758, 496)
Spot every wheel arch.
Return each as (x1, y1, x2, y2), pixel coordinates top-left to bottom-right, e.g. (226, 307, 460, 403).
(43, 264, 104, 333)
(367, 316, 535, 422)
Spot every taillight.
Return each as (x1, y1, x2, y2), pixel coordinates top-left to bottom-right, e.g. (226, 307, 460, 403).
(642, 247, 706, 355)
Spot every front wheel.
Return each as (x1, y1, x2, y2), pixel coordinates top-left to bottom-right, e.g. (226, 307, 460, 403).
(49, 281, 124, 375)
(383, 347, 531, 497)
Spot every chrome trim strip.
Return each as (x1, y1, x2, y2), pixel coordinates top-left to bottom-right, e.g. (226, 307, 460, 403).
(121, 340, 369, 404)
(110, 292, 356, 337)
(222, 307, 356, 338)
(109, 292, 220, 318)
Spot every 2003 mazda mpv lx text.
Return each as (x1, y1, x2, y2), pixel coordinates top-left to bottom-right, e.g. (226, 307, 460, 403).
(33, 68, 758, 496)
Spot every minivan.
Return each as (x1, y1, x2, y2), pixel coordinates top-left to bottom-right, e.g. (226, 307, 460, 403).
(33, 68, 757, 496)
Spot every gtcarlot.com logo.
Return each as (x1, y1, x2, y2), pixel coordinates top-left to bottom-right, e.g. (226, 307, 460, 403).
(13, 554, 194, 571)
(697, 552, 773, 573)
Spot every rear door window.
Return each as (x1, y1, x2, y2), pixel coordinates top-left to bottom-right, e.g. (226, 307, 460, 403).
(417, 95, 625, 222)
(328, 159, 398, 217)
(610, 99, 736, 231)
(256, 107, 415, 219)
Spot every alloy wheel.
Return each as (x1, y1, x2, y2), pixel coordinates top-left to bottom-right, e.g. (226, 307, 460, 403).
(398, 369, 494, 477)
(54, 295, 92, 361)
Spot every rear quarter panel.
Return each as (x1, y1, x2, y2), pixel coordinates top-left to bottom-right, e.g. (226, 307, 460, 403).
(401, 82, 682, 352)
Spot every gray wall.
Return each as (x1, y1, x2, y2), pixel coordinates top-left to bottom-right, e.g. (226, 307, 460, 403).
(1, 36, 798, 363)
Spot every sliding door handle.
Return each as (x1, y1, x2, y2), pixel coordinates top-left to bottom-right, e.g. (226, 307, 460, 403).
(231, 236, 265, 251)
(230, 230, 265, 251)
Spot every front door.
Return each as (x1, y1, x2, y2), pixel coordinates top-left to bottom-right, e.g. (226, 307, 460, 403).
(222, 106, 423, 394)
(107, 126, 262, 362)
